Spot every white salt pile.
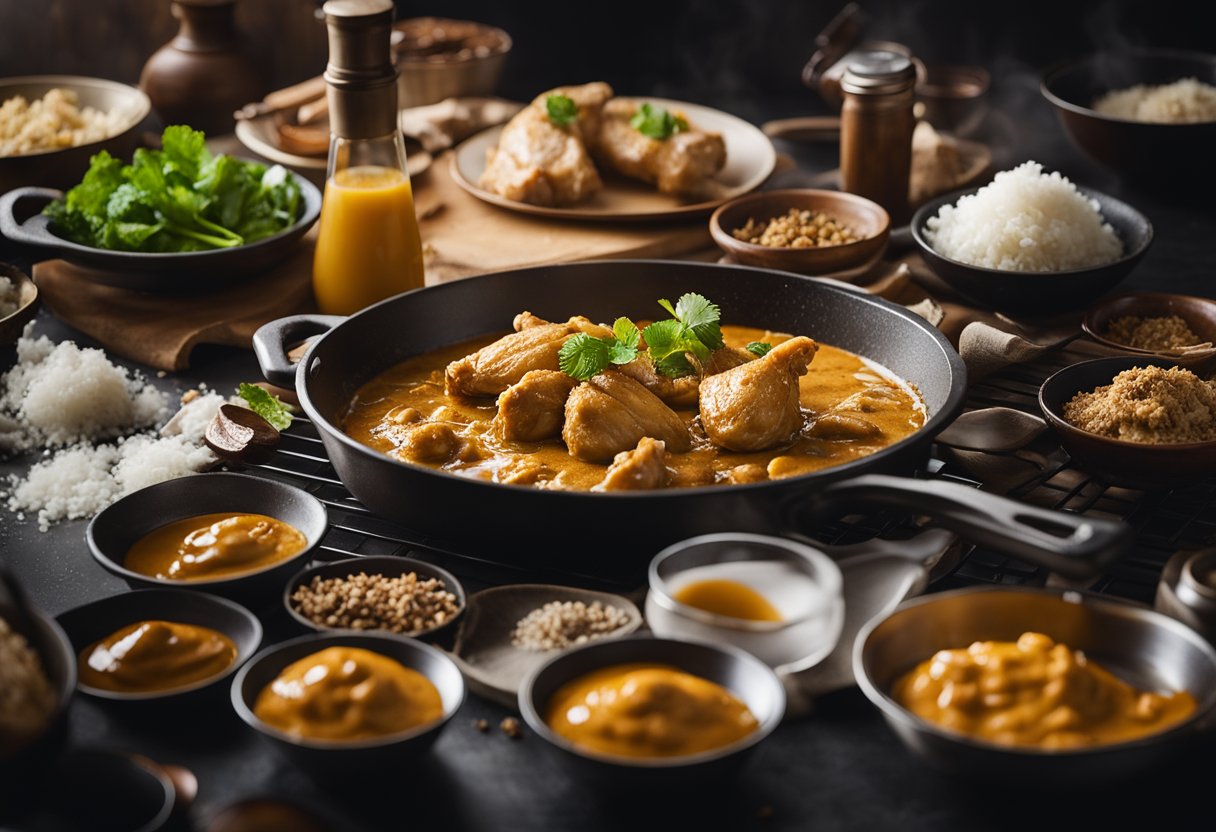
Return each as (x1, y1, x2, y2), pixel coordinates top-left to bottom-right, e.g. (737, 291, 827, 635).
(1094, 78, 1216, 124)
(923, 161, 1123, 272)
(0, 326, 167, 451)
(1, 323, 225, 530)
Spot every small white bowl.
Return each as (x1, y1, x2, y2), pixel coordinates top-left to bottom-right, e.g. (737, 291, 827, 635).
(645, 533, 844, 673)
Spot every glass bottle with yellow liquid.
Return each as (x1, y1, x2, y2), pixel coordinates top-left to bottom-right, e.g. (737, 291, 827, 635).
(313, 0, 424, 316)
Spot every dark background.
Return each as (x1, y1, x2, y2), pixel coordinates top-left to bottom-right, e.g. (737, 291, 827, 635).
(0, 0, 1209, 119)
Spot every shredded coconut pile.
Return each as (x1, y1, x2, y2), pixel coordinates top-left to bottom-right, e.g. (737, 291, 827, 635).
(924, 161, 1123, 272)
(1094, 78, 1216, 124)
(2, 323, 226, 530)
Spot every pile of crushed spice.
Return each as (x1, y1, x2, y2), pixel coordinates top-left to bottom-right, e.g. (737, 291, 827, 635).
(290, 571, 461, 634)
(0, 615, 56, 757)
(1063, 365, 1216, 444)
(1102, 315, 1207, 353)
(511, 600, 631, 651)
(732, 208, 859, 249)
(2, 323, 224, 530)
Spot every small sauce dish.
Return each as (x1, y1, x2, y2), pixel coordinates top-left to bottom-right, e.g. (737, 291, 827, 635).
(56, 588, 262, 705)
(519, 635, 785, 788)
(283, 555, 467, 641)
(645, 533, 844, 673)
(231, 632, 464, 777)
(86, 472, 328, 603)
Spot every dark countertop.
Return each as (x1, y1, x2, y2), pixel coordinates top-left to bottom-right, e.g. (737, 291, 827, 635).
(2, 81, 1215, 831)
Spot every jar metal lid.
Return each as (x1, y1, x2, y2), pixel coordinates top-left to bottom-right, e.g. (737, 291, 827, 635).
(841, 50, 917, 95)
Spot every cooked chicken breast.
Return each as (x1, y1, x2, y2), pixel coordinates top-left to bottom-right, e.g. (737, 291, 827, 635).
(591, 98, 727, 196)
(593, 437, 668, 491)
(478, 82, 613, 206)
(494, 370, 577, 442)
(699, 336, 818, 452)
(563, 371, 691, 463)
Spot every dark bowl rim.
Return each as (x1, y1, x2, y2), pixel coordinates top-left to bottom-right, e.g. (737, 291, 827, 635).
(230, 631, 465, 751)
(58, 588, 264, 702)
(911, 181, 1153, 278)
(854, 584, 1216, 758)
(85, 472, 328, 590)
(282, 555, 467, 637)
(709, 188, 892, 258)
(292, 258, 967, 502)
(20, 604, 78, 731)
(518, 634, 786, 769)
(32, 165, 321, 261)
(1038, 355, 1216, 452)
(1040, 48, 1216, 127)
(0, 75, 151, 161)
(1080, 291, 1216, 358)
(0, 262, 38, 324)
(393, 18, 513, 62)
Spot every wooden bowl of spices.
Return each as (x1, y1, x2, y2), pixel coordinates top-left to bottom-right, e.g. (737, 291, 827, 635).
(283, 556, 466, 641)
(1039, 355, 1216, 489)
(710, 189, 889, 276)
(1083, 291, 1216, 369)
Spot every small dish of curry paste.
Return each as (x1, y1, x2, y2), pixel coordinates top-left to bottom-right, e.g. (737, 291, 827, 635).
(545, 663, 759, 759)
(125, 513, 308, 582)
(79, 620, 238, 694)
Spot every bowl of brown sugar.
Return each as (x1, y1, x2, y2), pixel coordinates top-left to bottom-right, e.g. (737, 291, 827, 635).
(1039, 355, 1216, 488)
(1083, 291, 1216, 367)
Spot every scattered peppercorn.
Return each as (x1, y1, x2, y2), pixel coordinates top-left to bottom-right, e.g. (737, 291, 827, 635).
(473, 718, 489, 733)
(500, 717, 522, 739)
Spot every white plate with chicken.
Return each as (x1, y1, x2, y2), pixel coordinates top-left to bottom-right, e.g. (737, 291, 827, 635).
(451, 83, 776, 220)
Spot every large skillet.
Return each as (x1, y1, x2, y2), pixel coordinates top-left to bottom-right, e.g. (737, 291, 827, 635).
(254, 260, 1128, 577)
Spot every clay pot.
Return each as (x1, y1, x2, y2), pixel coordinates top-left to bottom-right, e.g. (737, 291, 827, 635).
(140, 0, 266, 135)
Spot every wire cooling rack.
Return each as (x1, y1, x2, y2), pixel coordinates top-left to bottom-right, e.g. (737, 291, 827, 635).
(244, 338, 1216, 603)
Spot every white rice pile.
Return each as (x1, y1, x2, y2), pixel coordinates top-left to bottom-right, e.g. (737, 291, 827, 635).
(924, 161, 1122, 272)
(1, 323, 225, 530)
(1094, 78, 1216, 124)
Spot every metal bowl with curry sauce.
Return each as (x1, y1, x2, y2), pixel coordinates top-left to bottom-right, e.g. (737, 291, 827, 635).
(855, 587, 1216, 785)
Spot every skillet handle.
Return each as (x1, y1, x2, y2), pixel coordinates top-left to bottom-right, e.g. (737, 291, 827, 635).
(0, 186, 63, 249)
(253, 314, 345, 388)
(803, 474, 1130, 579)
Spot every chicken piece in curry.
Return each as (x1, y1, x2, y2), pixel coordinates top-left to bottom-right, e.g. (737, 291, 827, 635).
(341, 307, 926, 492)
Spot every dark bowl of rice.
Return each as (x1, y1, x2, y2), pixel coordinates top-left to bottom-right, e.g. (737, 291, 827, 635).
(1041, 49, 1216, 183)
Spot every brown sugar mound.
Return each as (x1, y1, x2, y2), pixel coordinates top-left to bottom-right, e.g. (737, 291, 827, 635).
(1063, 365, 1216, 444)
(1103, 315, 1203, 352)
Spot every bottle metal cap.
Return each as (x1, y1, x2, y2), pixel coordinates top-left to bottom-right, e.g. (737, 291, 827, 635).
(841, 49, 917, 95)
(323, 0, 398, 139)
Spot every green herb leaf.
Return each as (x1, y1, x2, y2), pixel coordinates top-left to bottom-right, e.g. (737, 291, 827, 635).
(237, 382, 293, 431)
(612, 317, 640, 351)
(674, 293, 724, 350)
(559, 334, 613, 381)
(629, 103, 689, 140)
(746, 341, 772, 357)
(641, 319, 683, 356)
(546, 94, 578, 126)
(655, 351, 695, 378)
(43, 126, 301, 254)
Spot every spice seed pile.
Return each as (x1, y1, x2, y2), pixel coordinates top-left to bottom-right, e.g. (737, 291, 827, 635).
(1103, 315, 1206, 353)
(291, 571, 461, 634)
(512, 600, 631, 651)
(733, 208, 858, 249)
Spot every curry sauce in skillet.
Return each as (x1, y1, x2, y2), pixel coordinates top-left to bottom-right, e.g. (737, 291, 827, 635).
(341, 300, 924, 492)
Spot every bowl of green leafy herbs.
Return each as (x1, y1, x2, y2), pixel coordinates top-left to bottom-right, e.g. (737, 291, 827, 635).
(0, 125, 321, 292)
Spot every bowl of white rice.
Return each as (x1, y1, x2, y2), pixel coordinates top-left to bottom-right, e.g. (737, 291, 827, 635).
(912, 161, 1152, 315)
(1041, 49, 1216, 183)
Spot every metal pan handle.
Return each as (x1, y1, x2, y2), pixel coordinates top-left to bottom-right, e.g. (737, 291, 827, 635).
(803, 473, 1130, 579)
(252, 314, 345, 388)
(0, 186, 63, 250)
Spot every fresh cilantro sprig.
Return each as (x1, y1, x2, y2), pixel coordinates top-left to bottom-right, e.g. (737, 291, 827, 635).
(558, 294, 726, 381)
(630, 103, 689, 140)
(237, 383, 293, 431)
(546, 94, 578, 126)
(558, 318, 640, 381)
(746, 341, 772, 357)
